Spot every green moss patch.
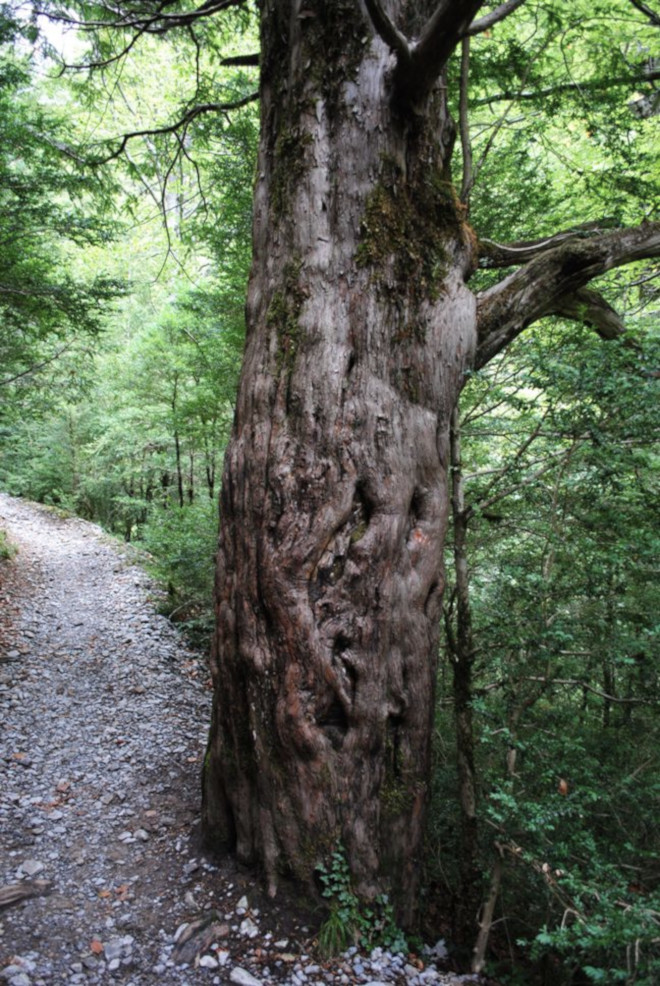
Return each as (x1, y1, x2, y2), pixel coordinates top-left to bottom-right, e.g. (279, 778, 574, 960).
(356, 158, 463, 303)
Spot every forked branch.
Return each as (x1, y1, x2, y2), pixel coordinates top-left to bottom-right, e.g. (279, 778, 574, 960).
(396, 0, 486, 103)
(364, 0, 527, 105)
(362, 0, 412, 62)
(475, 221, 660, 367)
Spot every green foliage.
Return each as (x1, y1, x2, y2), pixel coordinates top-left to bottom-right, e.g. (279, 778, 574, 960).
(435, 315, 660, 980)
(0, 528, 15, 560)
(526, 876, 660, 985)
(0, 14, 254, 631)
(456, 0, 659, 244)
(141, 497, 218, 628)
(0, 7, 123, 410)
(316, 847, 408, 958)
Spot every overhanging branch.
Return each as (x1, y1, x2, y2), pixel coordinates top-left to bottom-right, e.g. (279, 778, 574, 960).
(473, 67, 660, 106)
(475, 221, 660, 367)
(466, 0, 527, 36)
(626, 0, 660, 27)
(35, 0, 247, 35)
(89, 92, 259, 165)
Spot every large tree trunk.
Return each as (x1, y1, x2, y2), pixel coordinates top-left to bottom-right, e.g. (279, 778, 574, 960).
(202, 0, 476, 921)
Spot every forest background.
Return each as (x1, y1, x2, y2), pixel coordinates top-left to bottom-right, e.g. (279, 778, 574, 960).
(0, 0, 658, 983)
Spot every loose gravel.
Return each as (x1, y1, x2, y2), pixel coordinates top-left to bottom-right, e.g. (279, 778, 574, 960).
(0, 493, 482, 986)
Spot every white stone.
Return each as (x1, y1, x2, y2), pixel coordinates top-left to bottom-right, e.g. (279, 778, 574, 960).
(9, 975, 31, 986)
(240, 917, 259, 938)
(198, 955, 218, 969)
(19, 859, 44, 877)
(229, 968, 262, 986)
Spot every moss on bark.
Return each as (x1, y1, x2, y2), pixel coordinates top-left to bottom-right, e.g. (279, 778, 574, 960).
(356, 157, 463, 302)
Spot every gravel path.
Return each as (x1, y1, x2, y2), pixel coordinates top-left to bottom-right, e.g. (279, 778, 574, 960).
(0, 494, 479, 986)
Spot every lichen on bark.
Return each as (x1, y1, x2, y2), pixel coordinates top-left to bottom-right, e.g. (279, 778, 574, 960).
(266, 257, 306, 371)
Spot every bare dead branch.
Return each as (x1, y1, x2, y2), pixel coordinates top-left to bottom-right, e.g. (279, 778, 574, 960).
(476, 221, 660, 367)
(466, 0, 527, 36)
(221, 53, 259, 66)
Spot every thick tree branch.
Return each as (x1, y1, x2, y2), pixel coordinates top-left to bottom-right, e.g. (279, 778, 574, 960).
(466, 0, 527, 36)
(475, 221, 660, 367)
(362, 0, 412, 62)
(371, 0, 525, 107)
(479, 220, 621, 268)
(394, 0, 486, 105)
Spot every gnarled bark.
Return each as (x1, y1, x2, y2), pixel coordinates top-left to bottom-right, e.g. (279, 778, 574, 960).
(202, 0, 477, 920)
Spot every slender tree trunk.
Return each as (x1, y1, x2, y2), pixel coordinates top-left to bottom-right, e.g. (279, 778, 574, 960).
(203, 1, 476, 921)
(188, 450, 195, 504)
(174, 431, 184, 509)
(448, 408, 480, 942)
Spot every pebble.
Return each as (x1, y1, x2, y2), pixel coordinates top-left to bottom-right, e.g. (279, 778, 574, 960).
(9, 975, 31, 986)
(230, 968, 263, 986)
(18, 859, 44, 876)
(0, 494, 474, 986)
